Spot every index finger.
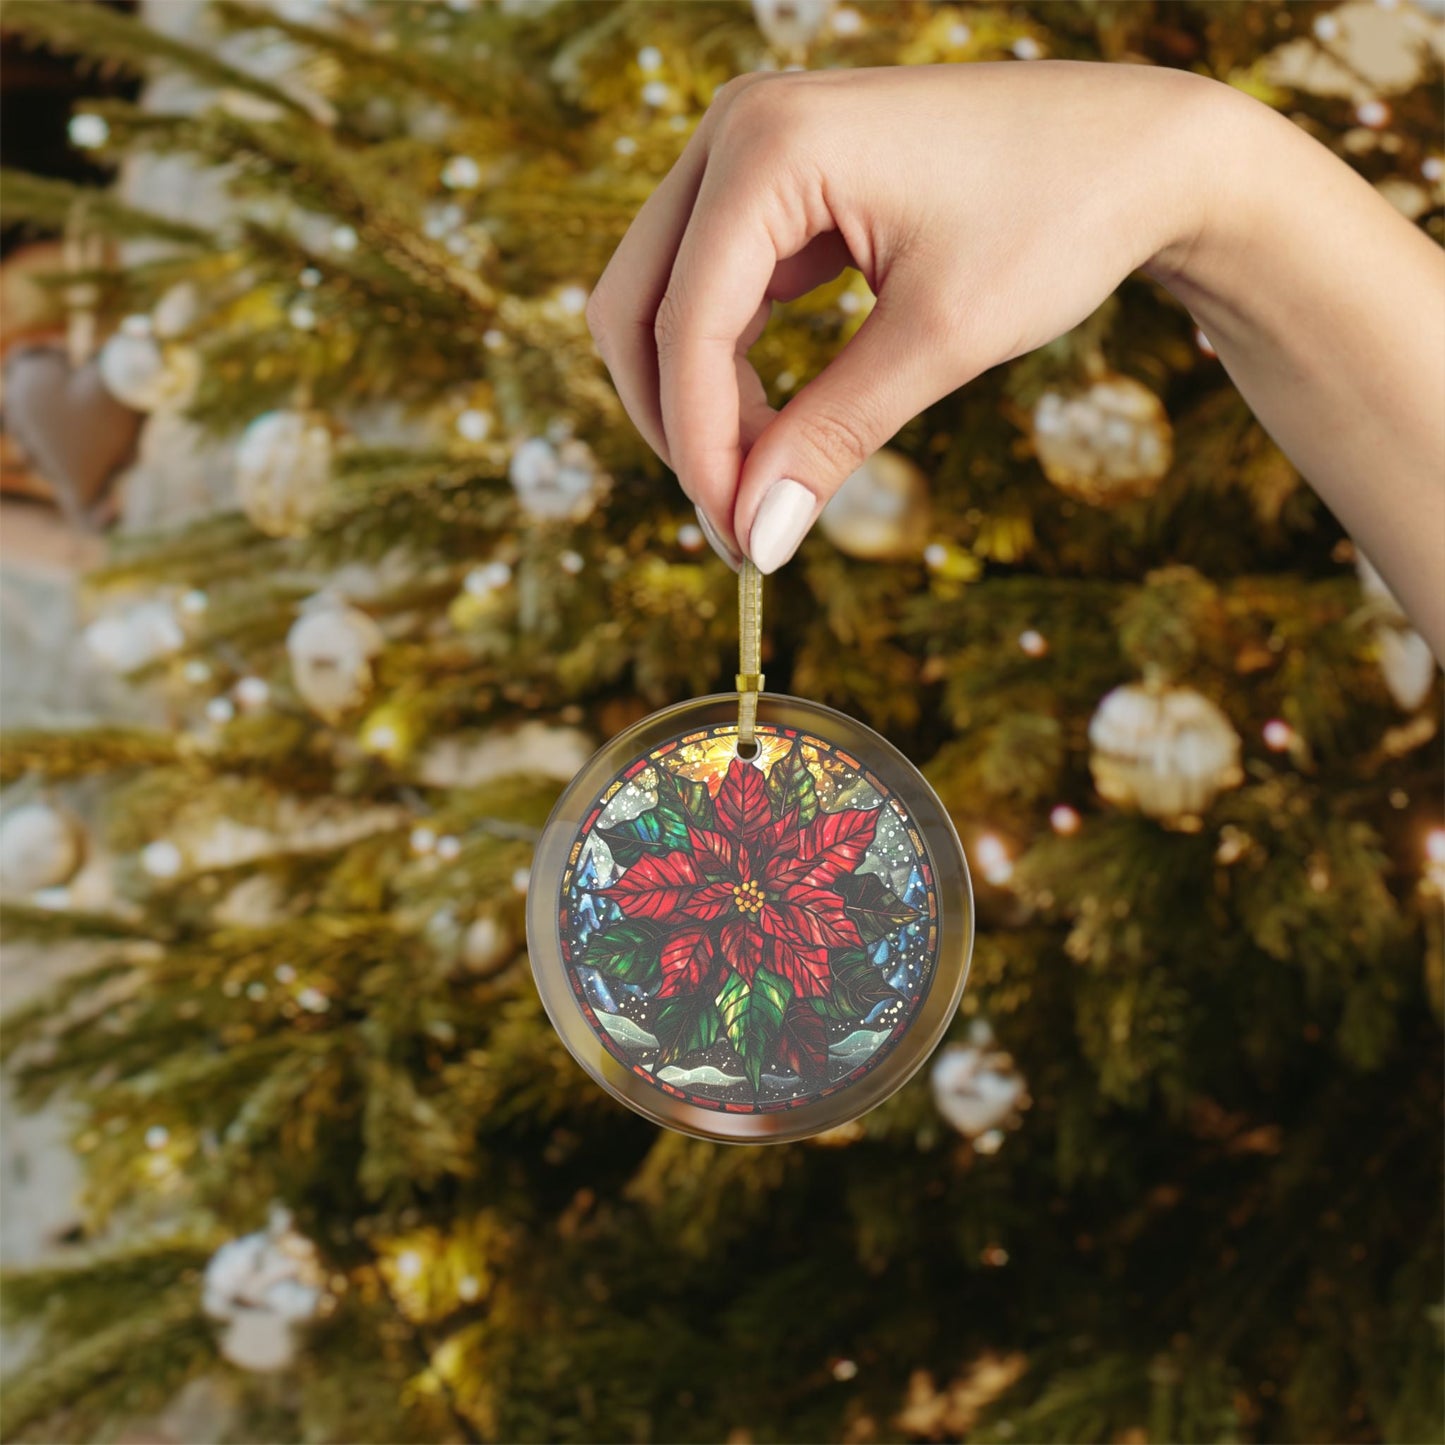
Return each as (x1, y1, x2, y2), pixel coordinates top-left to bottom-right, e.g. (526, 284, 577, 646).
(655, 157, 803, 546)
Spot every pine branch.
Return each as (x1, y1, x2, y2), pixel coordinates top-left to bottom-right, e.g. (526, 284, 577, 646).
(0, 1271, 213, 1441)
(2, 0, 308, 116)
(0, 728, 178, 784)
(212, 0, 569, 142)
(0, 170, 212, 247)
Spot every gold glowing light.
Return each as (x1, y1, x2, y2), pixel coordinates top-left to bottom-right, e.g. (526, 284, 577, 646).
(975, 833, 1013, 886)
(669, 732, 793, 790)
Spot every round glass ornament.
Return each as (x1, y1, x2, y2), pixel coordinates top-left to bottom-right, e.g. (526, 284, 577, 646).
(528, 692, 973, 1143)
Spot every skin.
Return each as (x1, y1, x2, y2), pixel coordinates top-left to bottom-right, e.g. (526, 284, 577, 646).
(586, 62, 1445, 659)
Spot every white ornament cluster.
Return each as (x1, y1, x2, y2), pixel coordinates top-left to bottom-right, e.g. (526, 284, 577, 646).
(98, 315, 199, 414)
(84, 598, 185, 674)
(752, 0, 835, 54)
(930, 1019, 1030, 1152)
(1088, 682, 1243, 822)
(0, 802, 85, 894)
(1032, 374, 1173, 505)
(818, 448, 932, 562)
(1356, 553, 1436, 711)
(236, 410, 336, 538)
(286, 594, 384, 722)
(203, 1207, 328, 1373)
(508, 430, 604, 521)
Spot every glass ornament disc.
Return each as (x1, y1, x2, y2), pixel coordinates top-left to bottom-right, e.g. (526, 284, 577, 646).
(528, 693, 973, 1142)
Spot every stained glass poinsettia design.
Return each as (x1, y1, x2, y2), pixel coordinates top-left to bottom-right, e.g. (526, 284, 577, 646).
(576, 751, 922, 1093)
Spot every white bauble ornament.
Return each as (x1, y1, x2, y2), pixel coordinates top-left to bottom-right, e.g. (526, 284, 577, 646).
(203, 1207, 325, 1374)
(818, 448, 931, 561)
(1088, 682, 1243, 822)
(1032, 374, 1173, 505)
(508, 434, 602, 521)
(1356, 553, 1438, 711)
(235, 410, 336, 538)
(83, 599, 185, 673)
(930, 1022, 1029, 1141)
(462, 913, 514, 975)
(0, 803, 85, 893)
(214, 1308, 299, 1373)
(286, 596, 384, 722)
(752, 0, 835, 54)
(98, 329, 198, 413)
(152, 282, 200, 340)
(1375, 628, 1436, 712)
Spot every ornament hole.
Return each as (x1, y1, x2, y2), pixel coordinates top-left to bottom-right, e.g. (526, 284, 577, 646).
(735, 737, 760, 761)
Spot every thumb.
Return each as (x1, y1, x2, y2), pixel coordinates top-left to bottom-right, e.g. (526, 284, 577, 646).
(733, 284, 966, 574)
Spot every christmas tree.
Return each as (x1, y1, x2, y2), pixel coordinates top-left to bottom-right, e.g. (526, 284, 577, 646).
(1, 2, 1442, 1441)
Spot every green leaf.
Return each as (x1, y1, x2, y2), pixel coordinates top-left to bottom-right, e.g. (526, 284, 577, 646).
(765, 748, 819, 825)
(654, 766, 714, 829)
(812, 949, 898, 1022)
(599, 803, 691, 865)
(580, 921, 661, 987)
(776, 998, 829, 1082)
(718, 968, 791, 1091)
(837, 872, 920, 944)
(654, 993, 721, 1067)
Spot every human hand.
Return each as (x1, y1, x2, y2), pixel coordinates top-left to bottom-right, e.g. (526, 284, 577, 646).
(585, 61, 1219, 573)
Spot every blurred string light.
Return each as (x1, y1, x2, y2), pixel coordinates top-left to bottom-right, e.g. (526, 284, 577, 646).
(1018, 629, 1049, 658)
(69, 113, 109, 149)
(464, 561, 511, 595)
(235, 676, 269, 710)
(1425, 827, 1445, 892)
(1262, 719, 1294, 752)
(974, 833, 1013, 886)
(441, 155, 482, 190)
(141, 840, 183, 879)
(1049, 804, 1081, 836)
(456, 408, 492, 442)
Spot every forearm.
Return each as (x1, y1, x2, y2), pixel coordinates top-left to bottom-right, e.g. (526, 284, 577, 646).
(1143, 79, 1445, 659)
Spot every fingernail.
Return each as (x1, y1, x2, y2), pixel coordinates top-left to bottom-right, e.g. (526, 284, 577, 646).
(747, 478, 816, 575)
(695, 505, 742, 571)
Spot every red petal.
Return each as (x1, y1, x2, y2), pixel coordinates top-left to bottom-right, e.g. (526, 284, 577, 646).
(687, 824, 736, 879)
(716, 758, 771, 839)
(681, 881, 736, 921)
(787, 807, 881, 887)
(598, 850, 701, 920)
(759, 806, 801, 862)
(657, 929, 720, 999)
(764, 889, 862, 950)
(776, 999, 829, 1081)
(719, 921, 763, 983)
(766, 935, 832, 999)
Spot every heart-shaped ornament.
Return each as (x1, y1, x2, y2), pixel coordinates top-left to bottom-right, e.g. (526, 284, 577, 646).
(3, 345, 142, 528)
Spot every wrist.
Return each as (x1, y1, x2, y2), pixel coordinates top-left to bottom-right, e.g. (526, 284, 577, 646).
(1139, 73, 1266, 293)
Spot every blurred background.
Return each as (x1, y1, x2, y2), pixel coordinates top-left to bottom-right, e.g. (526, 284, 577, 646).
(0, 2, 1441, 1442)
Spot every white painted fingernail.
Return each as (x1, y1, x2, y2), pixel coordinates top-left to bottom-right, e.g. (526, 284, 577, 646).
(695, 505, 742, 571)
(748, 478, 816, 575)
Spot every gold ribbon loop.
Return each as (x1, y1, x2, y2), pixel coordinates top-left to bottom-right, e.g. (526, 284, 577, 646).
(737, 560, 764, 751)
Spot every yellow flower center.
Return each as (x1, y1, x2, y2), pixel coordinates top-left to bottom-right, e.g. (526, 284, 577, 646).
(731, 879, 765, 915)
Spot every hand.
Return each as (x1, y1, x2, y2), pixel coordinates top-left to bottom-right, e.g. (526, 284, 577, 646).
(589, 60, 1445, 661)
(586, 61, 1217, 572)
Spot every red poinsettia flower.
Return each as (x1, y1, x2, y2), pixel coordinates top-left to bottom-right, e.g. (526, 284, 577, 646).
(597, 758, 879, 1000)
